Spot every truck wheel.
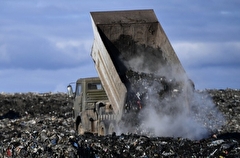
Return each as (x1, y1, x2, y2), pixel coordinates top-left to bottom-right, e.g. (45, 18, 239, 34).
(99, 121, 107, 136)
(77, 123, 84, 135)
(108, 122, 115, 135)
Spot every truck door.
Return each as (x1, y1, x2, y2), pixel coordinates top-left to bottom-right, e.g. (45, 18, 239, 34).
(74, 83, 83, 119)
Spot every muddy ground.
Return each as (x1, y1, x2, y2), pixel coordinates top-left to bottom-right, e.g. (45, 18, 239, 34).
(0, 89, 240, 157)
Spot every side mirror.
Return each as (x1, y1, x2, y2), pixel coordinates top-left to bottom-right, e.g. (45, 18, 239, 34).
(67, 85, 74, 98)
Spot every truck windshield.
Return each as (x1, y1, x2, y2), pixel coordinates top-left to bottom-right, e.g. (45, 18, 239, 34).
(76, 84, 82, 96)
(87, 83, 102, 90)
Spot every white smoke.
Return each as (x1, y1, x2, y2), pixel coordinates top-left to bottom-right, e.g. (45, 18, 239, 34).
(139, 106, 208, 140)
(122, 53, 225, 140)
(137, 81, 225, 140)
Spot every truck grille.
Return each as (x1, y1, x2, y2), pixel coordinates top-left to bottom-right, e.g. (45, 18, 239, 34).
(86, 90, 108, 101)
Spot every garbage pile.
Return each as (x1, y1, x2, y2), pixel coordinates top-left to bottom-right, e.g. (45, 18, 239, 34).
(0, 89, 240, 157)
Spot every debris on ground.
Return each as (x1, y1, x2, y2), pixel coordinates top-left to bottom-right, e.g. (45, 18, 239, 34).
(0, 89, 240, 157)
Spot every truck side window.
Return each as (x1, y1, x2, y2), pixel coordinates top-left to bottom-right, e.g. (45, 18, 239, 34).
(88, 83, 102, 90)
(96, 83, 103, 89)
(76, 84, 82, 96)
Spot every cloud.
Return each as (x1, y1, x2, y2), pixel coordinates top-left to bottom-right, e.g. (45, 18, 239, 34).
(0, 65, 97, 93)
(172, 41, 240, 89)
(0, 8, 93, 70)
(173, 41, 240, 69)
(0, 44, 10, 62)
(0, 0, 239, 92)
(0, 34, 93, 70)
(159, 1, 240, 43)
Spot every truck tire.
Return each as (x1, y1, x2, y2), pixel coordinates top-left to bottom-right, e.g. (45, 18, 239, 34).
(108, 122, 115, 135)
(98, 121, 107, 136)
(77, 123, 84, 135)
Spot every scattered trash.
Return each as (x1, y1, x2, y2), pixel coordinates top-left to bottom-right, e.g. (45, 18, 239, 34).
(0, 90, 239, 157)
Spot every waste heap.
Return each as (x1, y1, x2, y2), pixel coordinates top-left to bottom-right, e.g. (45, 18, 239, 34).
(0, 89, 240, 157)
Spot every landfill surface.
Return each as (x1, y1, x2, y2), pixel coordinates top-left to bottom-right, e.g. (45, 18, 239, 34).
(0, 89, 240, 157)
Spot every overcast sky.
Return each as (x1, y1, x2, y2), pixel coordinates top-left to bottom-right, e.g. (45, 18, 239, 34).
(1, 0, 239, 93)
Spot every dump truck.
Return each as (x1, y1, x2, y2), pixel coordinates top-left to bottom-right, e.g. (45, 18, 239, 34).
(67, 9, 194, 135)
(67, 77, 115, 135)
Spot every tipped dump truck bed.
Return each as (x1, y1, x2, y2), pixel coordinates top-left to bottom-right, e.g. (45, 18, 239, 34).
(90, 10, 190, 122)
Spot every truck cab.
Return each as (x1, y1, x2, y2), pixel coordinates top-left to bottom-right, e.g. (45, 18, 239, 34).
(67, 77, 115, 135)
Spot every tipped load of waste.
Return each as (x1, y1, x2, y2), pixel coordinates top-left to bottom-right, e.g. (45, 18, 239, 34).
(122, 70, 189, 132)
(120, 69, 225, 141)
(0, 89, 240, 157)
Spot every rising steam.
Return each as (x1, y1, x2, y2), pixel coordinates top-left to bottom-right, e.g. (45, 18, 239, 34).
(118, 51, 225, 140)
(138, 86, 225, 140)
